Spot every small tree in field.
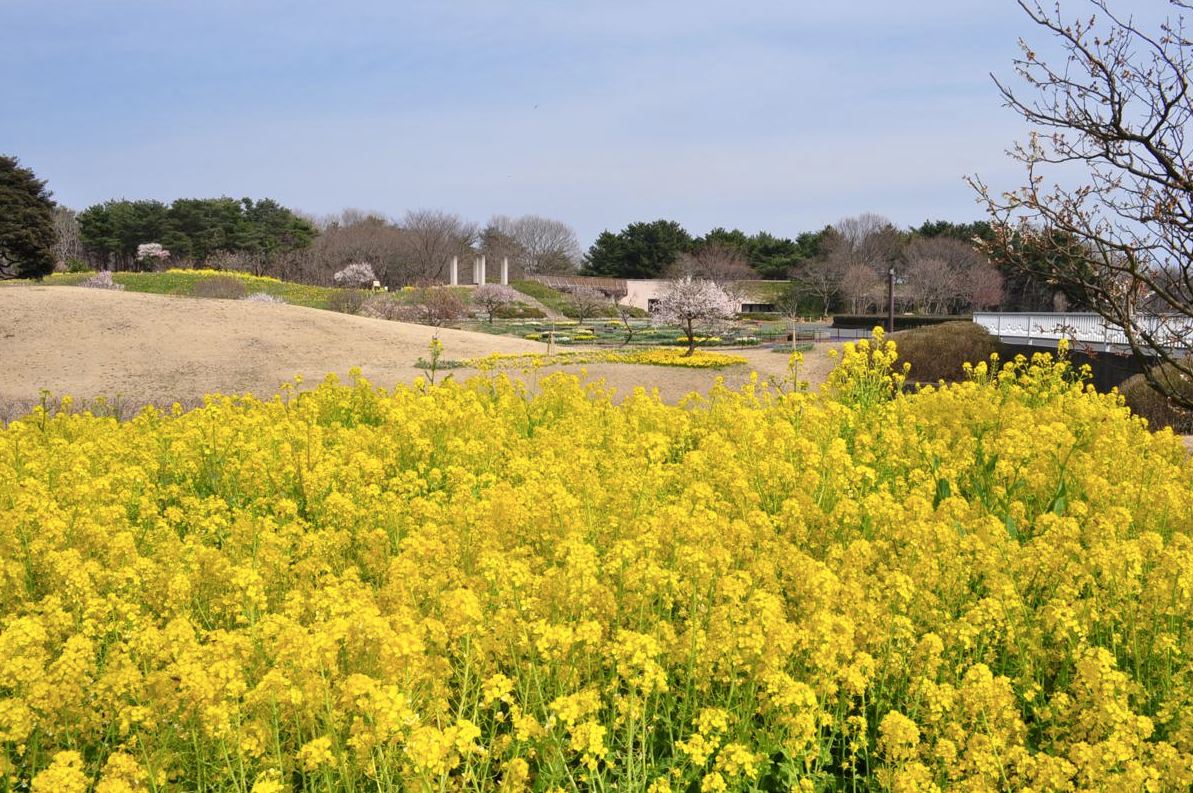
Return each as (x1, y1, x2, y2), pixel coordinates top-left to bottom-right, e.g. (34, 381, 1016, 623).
(652, 276, 737, 355)
(774, 282, 806, 343)
(615, 295, 639, 346)
(472, 284, 519, 323)
(566, 285, 606, 325)
(333, 262, 377, 289)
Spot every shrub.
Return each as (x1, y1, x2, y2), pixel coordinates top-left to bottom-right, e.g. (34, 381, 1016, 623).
(1120, 362, 1193, 432)
(243, 292, 287, 304)
(894, 321, 1000, 382)
(471, 284, 521, 322)
(65, 257, 90, 274)
(333, 262, 377, 289)
(494, 303, 547, 319)
(560, 302, 620, 319)
(358, 295, 419, 322)
(834, 314, 969, 330)
(328, 289, 368, 315)
(78, 271, 125, 290)
(413, 285, 468, 327)
(190, 276, 248, 300)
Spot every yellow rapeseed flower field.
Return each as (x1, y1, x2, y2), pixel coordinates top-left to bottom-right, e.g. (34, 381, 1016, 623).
(468, 349, 748, 371)
(1, 332, 1192, 791)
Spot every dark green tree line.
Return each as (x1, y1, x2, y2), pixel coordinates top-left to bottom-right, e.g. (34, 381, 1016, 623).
(78, 197, 315, 270)
(582, 220, 830, 280)
(0, 155, 56, 280)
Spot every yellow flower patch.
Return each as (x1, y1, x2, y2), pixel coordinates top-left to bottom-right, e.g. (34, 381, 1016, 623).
(468, 347, 748, 370)
(0, 343, 1191, 789)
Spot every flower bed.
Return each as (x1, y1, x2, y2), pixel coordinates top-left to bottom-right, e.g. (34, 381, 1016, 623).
(1, 340, 1191, 790)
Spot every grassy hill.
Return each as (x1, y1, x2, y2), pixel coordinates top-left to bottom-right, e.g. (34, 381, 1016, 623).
(38, 270, 341, 308)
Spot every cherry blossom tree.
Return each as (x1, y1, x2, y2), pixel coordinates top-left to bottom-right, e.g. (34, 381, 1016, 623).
(135, 243, 170, 268)
(333, 262, 377, 289)
(652, 276, 737, 355)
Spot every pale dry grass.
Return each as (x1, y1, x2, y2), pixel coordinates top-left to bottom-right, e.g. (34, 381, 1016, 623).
(0, 286, 838, 413)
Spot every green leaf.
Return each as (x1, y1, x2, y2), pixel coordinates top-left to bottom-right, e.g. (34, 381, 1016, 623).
(1005, 514, 1020, 540)
(933, 477, 952, 508)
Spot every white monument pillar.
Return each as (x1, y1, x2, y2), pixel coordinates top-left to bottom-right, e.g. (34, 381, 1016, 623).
(478, 255, 487, 285)
(472, 256, 480, 285)
(449, 256, 458, 286)
(500, 257, 509, 285)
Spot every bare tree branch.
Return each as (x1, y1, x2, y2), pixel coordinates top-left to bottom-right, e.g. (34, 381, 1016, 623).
(972, 0, 1193, 408)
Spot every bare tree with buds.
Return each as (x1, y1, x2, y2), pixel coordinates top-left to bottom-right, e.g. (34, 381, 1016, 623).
(666, 243, 754, 285)
(52, 207, 84, 269)
(397, 210, 478, 285)
(412, 283, 468, 327)
(971, 0, 1193, 407)
(566, 285, 607, 325)
(792, 258, 841, 317)
(482, 214, 581, 276)
(472, 284, 519, 323)
(902, 237, 1003, 314)
(840, 263, 886, 314)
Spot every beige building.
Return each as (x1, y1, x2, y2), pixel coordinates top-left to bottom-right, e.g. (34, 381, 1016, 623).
(621, 279, 667, 312)
(532, 275, 784, 314)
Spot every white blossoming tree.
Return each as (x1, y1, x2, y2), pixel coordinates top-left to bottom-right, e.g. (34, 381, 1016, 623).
(333, 262, 377, 289)
(652, 276, 737, 356)
(135, 242, 170, 268)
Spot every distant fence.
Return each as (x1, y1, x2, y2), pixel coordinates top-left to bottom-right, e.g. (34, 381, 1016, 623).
(973, 311, 1193, 354)
(531, 275, 628, 297)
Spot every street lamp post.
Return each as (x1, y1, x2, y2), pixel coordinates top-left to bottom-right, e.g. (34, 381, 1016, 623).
(887, 266, 896, 333)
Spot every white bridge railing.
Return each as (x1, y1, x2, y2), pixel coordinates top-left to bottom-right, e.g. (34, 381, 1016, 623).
(972, 312, 1193, 354)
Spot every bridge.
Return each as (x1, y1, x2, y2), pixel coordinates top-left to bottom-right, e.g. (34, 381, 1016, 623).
(972, 312, 1193, 356)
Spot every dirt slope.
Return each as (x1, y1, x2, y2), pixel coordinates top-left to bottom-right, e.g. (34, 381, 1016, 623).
(0, 286, 838, 410)
(0, 286, 545, 403)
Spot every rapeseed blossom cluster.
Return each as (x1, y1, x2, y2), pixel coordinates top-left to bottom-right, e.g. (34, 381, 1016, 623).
(1, 334, 1192, 790)
(468, 348, 747, 370)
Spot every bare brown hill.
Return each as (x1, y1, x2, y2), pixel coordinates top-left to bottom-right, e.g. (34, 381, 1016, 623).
(0, 286, 835, 411)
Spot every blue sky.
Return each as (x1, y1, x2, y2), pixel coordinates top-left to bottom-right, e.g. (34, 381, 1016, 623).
(0, 1, 1156, 246)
